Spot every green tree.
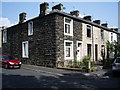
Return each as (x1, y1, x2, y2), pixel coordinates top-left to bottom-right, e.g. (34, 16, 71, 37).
(83, 56, 91, 72)
(106, 40, 120, 58)
(113, 40, 120, 58)
(106, 41, 110, 59)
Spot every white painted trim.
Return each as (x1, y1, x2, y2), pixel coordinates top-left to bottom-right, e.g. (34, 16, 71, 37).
(76, 41, 83, 61)
(86, 42, 92, 44)
(64, 40, 74, 60)
(64, 17, 73, 36)
(22, 41, 29, 58)
(94, 43, 98, 45)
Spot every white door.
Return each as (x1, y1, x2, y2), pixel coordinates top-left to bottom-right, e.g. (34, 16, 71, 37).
(77, 43, 81, 61)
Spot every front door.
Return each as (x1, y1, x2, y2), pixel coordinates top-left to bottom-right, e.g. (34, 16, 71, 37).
(77, 43, 81, 61)
(95, 44, 98, 61)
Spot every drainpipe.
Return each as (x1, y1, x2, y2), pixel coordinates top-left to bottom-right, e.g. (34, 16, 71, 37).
(92, 26, 94, 62)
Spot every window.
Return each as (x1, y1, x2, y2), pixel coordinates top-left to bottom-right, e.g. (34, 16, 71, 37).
(86, 25, 91, 37)
(22, 41, 28, 58)
(101, 30, 104, 40)
(64, 40, 73, 60)
(111, 33, 113, 42)
(64, 17, 73, 36)
(28, 21, 33, 36)
(101, 45, 105, 56)
(3, 30, 7, 43)
(116, 58, 120, 63)
(87, 44, 91, 57)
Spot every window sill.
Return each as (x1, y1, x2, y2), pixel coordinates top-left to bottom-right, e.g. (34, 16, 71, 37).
(65, 57, 74, 60)
(22, 57, 29, 58)
(28, 34, 33, 36)
(64, 33, 73, 36)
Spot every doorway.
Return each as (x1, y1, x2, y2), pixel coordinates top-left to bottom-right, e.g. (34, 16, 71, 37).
(95, 44, 98, 61)
(77, 43, 82, 61)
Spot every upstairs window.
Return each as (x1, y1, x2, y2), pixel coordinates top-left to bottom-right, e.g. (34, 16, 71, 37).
(22, 41, 28, 58)
(64, 17, 73, 36)
(3, 30, 7, 43)
(86, 25, 91, 38)
(101, 29, 104, 40)
(28, 21, 33, 36)
(111, 33, 113, 42)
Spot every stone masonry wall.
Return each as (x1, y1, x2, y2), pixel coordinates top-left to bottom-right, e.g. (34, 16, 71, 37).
(82, 23, 109, 63)
(54, 14, 82, 67)
(2, 13, 83, 68)
(2, 14, 57, 67)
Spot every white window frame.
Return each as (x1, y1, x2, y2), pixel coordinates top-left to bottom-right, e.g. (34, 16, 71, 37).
(64, 40, 74, 60)
(22, 41, 29, 58)
(64, 17, 73, 36)
(28, 21, 33, 36)
(3, 29, 7, 43)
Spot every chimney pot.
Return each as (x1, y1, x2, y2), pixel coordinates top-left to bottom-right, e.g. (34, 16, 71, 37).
(83, 16, 91, 21)
(19, 12, 26, 24)
(93, 20, 101, 25)
(52, 3, 63, 11)
(101, 23, 108, 27)
(70, 10, 79, 17)
(114, 28, 118, 32)
(110, 28, 118, 32)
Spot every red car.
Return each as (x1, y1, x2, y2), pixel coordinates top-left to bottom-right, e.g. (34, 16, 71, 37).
(0, 55, 22, 69)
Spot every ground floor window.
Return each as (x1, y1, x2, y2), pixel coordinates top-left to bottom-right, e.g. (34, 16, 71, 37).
(64, 40, 73, 60)
(87, 44, 91, 57)
(22, 41, 29, 58)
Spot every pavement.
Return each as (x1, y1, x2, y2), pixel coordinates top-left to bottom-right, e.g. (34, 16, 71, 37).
(21, 64, 111, 78)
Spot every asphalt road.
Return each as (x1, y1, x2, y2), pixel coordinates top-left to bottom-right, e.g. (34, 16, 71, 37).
(1, 67, 120, 89)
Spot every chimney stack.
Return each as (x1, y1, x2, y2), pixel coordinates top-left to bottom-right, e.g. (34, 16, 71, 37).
(83, 16, 91, 21)
(93, 20, 101, 25)
(70, 10, 79, 17)
(114, 28, 118, 32)
(110, 28, 118, 32)
(19, 12, 26, 24)
(101, 23, 108, 27)
(52, 3, 63, 11)
(40, 2, 49, 16)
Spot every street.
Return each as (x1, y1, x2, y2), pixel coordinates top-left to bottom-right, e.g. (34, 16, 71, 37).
(1, 65, 120, 89)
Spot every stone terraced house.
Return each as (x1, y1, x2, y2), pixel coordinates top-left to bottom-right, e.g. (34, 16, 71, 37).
(2, 2, 119, 67)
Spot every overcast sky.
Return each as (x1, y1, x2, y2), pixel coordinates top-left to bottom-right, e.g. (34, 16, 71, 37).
(0, 1, 119, 29)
